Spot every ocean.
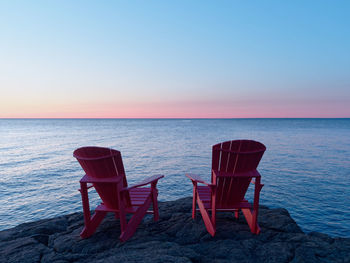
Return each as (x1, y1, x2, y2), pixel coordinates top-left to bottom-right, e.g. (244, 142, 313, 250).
(0, 118, 349, 237)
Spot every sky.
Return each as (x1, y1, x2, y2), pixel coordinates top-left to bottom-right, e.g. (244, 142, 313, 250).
(0, 0, 349, 118)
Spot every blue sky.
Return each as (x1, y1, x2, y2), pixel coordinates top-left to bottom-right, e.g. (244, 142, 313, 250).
(1, 1, 349, 117)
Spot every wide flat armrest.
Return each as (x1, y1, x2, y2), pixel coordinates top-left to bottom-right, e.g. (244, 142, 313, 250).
(124, 174, 164, 191)
(212, 169, 261, 178)
(186, 173, 213, 186)
(80, 174, 122, 183)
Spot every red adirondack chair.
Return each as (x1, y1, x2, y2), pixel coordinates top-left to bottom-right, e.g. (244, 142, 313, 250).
(73, 146, 164, 242)
(186, 140, 266, 236)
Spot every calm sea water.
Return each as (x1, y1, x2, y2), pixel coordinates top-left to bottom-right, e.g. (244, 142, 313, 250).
(0, 119, 349, 237)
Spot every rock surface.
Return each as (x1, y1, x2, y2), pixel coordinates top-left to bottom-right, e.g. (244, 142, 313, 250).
(1, 197, 349, 263)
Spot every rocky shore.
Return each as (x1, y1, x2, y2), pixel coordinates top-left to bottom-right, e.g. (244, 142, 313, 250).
(1, 197, 349, 263)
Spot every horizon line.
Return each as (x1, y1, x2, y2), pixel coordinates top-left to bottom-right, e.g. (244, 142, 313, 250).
(1, 117, 350, 120)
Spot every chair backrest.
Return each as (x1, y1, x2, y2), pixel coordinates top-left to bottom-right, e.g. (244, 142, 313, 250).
(73, 146, 131, 209)
(211, 140, 266, 208)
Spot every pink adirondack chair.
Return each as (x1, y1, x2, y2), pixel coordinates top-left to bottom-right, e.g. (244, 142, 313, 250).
(73, 146, 164, 242)
(186, 140, 266, 236)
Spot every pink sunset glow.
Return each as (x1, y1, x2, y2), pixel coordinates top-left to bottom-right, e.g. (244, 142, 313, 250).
(1, 99, 348, 119)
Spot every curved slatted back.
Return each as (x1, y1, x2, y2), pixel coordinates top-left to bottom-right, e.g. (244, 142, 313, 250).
(73, 146, 130, 209)
(212, 140, 266, 208)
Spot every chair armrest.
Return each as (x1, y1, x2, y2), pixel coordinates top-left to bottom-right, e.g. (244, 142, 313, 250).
(212, 169, 261, 178)
(250, 171, 263, 186)
(80, 174, 122, 183)
(124, 174, 164, 191)
(186, 173, 214, 187)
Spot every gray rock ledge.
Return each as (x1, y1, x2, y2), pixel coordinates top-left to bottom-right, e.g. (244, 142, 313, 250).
(1, 197, 349, 263)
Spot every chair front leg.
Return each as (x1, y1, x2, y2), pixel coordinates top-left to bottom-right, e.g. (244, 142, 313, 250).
(211, 185, 216, 228)
(80, 182, 91, 237)
(192, 182, 198, 219)
(79, 182, 107, 238)
(252, 177, 264, 234)
(151, 182, 159, 221)
(117, 182, 127, 233)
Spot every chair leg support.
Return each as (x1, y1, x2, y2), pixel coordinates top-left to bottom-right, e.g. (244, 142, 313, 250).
(197, 196, 216, 236)
(241, 208, 260, 234)
(119, 194, 153, 242)
(80, 210, 107, 238)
